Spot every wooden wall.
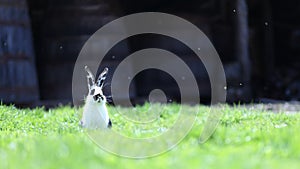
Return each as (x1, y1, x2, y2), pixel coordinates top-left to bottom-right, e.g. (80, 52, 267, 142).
(15, 0, 300, 105)
(0, 0, 39, 104)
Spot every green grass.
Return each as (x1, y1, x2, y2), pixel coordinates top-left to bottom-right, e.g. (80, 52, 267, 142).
(0, 103, 300, 169)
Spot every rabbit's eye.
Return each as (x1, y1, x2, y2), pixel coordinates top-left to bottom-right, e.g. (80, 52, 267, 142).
(90, 89, 95, 95)
(93, 94, 99, 101)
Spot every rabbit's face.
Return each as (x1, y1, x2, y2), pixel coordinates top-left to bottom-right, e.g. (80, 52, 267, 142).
(90, 86, 106, 103)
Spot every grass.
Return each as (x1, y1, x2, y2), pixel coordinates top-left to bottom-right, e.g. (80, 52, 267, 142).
(0, 103, 300, 169)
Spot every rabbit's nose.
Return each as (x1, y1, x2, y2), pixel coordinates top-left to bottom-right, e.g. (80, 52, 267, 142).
(93, 94, 104, 102)
(100, 95, 104, 100)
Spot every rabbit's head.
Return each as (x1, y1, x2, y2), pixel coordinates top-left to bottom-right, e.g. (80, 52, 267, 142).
(85, 66, 108, 104)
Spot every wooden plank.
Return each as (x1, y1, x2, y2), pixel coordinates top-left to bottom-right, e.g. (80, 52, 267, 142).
(46, 0, 117, 7)
(0, 0, 39, 104)
(0, 5, 29, 22)
(0, 61, 39, 103)
(0, 26, 34, 57)
(0, 87, 38, 103)
(0, 0, 26, 6)
(28, 0, 124, 103)
(0, 54, 32, 63)
(42, 15, 118, 36)
(39, 35, 130, 62)
(46, 4, 111, 17)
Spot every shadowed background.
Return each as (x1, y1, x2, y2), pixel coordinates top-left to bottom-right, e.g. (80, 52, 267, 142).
(1, 0, 300, 107)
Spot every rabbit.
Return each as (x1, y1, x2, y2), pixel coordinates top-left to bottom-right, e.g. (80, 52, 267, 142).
(80, 66, 112, 129)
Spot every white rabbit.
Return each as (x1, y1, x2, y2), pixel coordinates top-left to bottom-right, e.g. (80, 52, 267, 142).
(80, 66, 112, 129)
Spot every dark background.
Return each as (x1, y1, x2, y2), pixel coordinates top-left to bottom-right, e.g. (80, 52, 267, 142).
(1, 0, 300, 107)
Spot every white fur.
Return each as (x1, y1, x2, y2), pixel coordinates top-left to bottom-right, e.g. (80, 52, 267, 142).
(80, 66, 111, 129)
(81, 94, 110, 129)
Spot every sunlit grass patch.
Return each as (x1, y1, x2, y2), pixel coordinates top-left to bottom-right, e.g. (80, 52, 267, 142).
(0, 103, 300, 169)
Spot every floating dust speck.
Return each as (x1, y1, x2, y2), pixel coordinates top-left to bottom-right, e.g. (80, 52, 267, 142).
(264, 22, 269, 26)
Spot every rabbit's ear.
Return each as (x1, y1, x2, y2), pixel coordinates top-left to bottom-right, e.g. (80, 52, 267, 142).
(96, 67, 108, 88)
(85, 66, 95, 91)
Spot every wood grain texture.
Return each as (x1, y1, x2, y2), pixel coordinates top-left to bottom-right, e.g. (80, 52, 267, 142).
(0, 0, 39, 103)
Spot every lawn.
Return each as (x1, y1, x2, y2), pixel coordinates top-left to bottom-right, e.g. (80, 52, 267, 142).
(0, 103, 300, 169)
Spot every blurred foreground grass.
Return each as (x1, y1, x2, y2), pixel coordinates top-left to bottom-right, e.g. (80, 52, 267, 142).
(0, 103, 300, 169)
